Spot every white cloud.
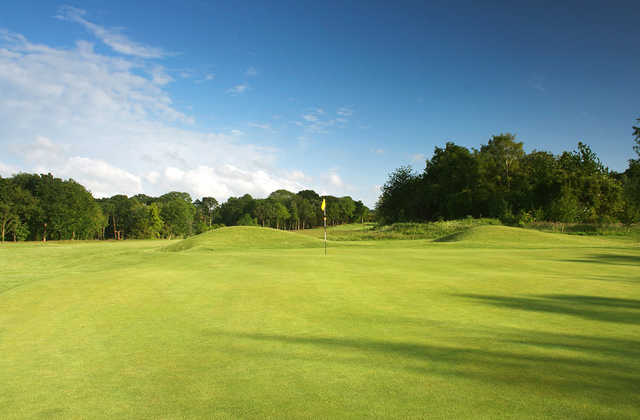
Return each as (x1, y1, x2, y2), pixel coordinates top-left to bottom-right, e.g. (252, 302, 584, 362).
(55, 6, 168, 59)
(337, 106, 353, 117)
(245, 66, 257, 77)
(290, 170, 306, 180)
(150, 65, 173, 85)
(411, 153, 426, 163)
(371, 148, 384, 155)
(248, 122, 272, 130)
(227, 83, 249, 95)
(0, 30, 310, 200)
(195, 73, 215, 83)
(230, 129, 244, 136)
(157, 164, 307, 199)
(60, 156, 143, 197)
(295, 106, 354, 134)
(0, 161, 19, 177)
(328, 172, 343, 188)
(144, 171, 160, 184)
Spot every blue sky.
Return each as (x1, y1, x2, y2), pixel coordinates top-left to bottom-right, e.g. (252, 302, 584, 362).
(1, 1, 639, 206)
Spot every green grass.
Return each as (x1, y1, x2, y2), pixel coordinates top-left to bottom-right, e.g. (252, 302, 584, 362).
(1, 226, 639, 418)
(524, 221, 640, 239)
(163, 225, 326, 252)
(300, 218, 501, 241)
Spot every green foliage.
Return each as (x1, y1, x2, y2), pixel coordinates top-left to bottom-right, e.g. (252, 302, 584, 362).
(376, 166, 419, 224)
(5, 174, 103, 241)
(1, 173, 364, 241)
(632, 117, 640, 158)
(300, 218, 501, 241)
(194, 196, 219, 228)
(237, 213, 258, 226)
(524, 221, 640, 239)
(159, 193, 195, 239)
(377, 133, 634, 226)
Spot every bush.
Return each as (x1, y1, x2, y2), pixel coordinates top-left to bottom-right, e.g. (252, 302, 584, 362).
(237, 214, 258, 226)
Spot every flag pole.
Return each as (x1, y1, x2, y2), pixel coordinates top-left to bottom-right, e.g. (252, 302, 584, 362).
(323, 199, 327, 256)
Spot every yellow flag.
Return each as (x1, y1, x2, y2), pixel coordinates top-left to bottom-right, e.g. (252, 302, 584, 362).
(321, 198, 326, 211)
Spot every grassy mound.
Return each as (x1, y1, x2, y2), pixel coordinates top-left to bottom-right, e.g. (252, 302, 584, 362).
(435, 225, 603, 246)
(163, 226, 324, 252)
(299, 218, 501, 241)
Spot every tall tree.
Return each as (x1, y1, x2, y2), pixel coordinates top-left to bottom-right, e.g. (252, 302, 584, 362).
(0, 178, 35, 242)
(633, 117, 640, 158)
(423, 142, 478, 219)
(376, 166, 419, 224)
(159, 192, 196, 239)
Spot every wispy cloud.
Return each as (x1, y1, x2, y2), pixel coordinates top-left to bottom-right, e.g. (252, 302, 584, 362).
(0, 161, 19, 177)
(195, 73, 215, 83)
(248, 122, 271, 130)
(150, 65, 173, 85)
(227, 83, 249, 95)
(0, 29, 311, 199)
(245, 66, 257, 77)
(55, 6, 168, 59)
(411, 153, 426, 163)
(296, 106, 354, 134)
(337, 106, 353, 117)
(329, 172, 343, 188)
(371, 148, 385, 155)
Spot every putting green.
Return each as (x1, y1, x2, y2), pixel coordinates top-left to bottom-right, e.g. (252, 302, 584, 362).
(1, 226, 639, 418)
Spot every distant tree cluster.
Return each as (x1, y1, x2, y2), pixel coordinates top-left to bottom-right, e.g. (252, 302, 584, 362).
(0, 173, 369, 242)
(215, 189, 370, 230)
(377, 120, 640, 226)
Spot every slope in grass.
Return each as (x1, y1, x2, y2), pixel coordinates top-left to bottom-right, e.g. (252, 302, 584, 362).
(163, 226, 325, 252)
(299, 218, 501, 241)
(434, 225, 617, 247)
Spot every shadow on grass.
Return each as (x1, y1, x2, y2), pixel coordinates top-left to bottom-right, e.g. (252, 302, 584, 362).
(457, 294, 640, 324)
(562, 253, 640, 267)
(216, 329, 640, 403)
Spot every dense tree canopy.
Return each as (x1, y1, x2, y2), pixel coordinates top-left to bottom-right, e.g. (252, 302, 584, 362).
(377, 122, 640, 226)
(0, 173, 369, 241)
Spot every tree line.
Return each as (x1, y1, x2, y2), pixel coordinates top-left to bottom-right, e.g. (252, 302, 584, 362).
(377, 119, 640, 226)
(0, 172, 370, 242)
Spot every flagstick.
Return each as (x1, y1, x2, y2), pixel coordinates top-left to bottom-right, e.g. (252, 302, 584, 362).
(323, 208, 327, 256)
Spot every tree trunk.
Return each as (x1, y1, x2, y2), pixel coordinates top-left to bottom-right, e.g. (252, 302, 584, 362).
(1, 221, 5, 243)
(43, 223, 47, 242)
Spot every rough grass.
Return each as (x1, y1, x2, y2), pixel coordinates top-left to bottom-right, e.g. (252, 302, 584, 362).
(1, 226, 639, 419)
(163, 226, 325, 252)
(433, 225, 623, 248)
(300, 218, 501, 241)
(524, 221, 640, 239)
